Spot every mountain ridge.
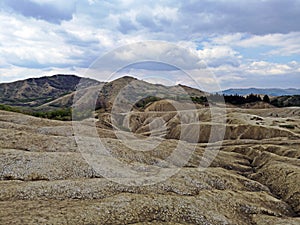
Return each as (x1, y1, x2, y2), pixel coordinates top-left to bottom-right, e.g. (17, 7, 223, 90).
(0, 75, 299, 116)
(0, 75, 206, 111)
(221, 88, 300, 96)
(0, 74, 100, 107)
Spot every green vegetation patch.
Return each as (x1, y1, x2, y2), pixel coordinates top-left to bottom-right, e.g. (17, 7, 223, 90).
(0, 104, 73, 121)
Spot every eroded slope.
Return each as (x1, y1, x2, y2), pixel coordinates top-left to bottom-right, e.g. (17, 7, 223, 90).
(0, 109, 299, 224)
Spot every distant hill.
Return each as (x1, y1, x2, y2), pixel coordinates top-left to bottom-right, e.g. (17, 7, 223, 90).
(0, 75, 299, 121)
(271, 95, 300, 107)
(221, 88, 300, 96)
(0, 75, 100, 107)
(0, 75, 207, 117)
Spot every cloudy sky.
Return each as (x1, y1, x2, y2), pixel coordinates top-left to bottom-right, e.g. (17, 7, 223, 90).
(0, 0, 299, 91)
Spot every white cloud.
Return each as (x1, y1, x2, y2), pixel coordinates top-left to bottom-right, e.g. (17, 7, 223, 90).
(0, 65, 80, 83)
(196, 46, 242, 67)
(87, 0, 98, 5)
(246, 61, 296, 75)
(209, 60, 300, 79)
(0, 0, 299, 90)
(0, 12, 103, 68)
(210, 32, 300, 56)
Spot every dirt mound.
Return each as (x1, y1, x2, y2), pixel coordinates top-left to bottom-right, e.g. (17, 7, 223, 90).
(145, 99, 200, 112)
(105, 107, 300, 142)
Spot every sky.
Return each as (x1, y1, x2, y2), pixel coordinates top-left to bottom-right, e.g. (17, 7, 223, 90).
(0, 0, 299, 91)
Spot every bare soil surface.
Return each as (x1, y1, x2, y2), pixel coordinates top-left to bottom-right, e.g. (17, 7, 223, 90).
(0, 107, 299, 224)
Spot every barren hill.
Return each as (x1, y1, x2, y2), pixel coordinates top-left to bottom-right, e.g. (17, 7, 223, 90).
(94, 76, 206, 113)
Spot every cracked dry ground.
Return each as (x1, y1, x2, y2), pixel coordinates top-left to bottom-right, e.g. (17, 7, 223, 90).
(0, 108, 300, 225)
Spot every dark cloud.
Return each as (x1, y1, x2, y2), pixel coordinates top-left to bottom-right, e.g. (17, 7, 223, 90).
(121, 61, 180, 71)
(99, 0, 300, 38)
(135, 13, 172, 33)
(136, 14, 158, 31)
(56, 30, 100, 48)
(11, 59, 73, 69)
(179, 0, 300, 35)
(73, 0, 300, 36)
(3, 0, 75, 24)
(118, 18, 138, 34)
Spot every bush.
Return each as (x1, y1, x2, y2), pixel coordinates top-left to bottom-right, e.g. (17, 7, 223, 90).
(191, 96, 207, 104)
(263, 95, 270, 103)
(279, 124, 295, 129)
(135, 96, 162, 108)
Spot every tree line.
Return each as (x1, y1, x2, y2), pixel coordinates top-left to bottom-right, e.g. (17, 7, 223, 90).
(192, 93, 270, 105)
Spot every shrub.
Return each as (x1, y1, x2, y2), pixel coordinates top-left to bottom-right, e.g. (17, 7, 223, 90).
(279, 124, 295, 129)
(263, 95, 270, 103)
